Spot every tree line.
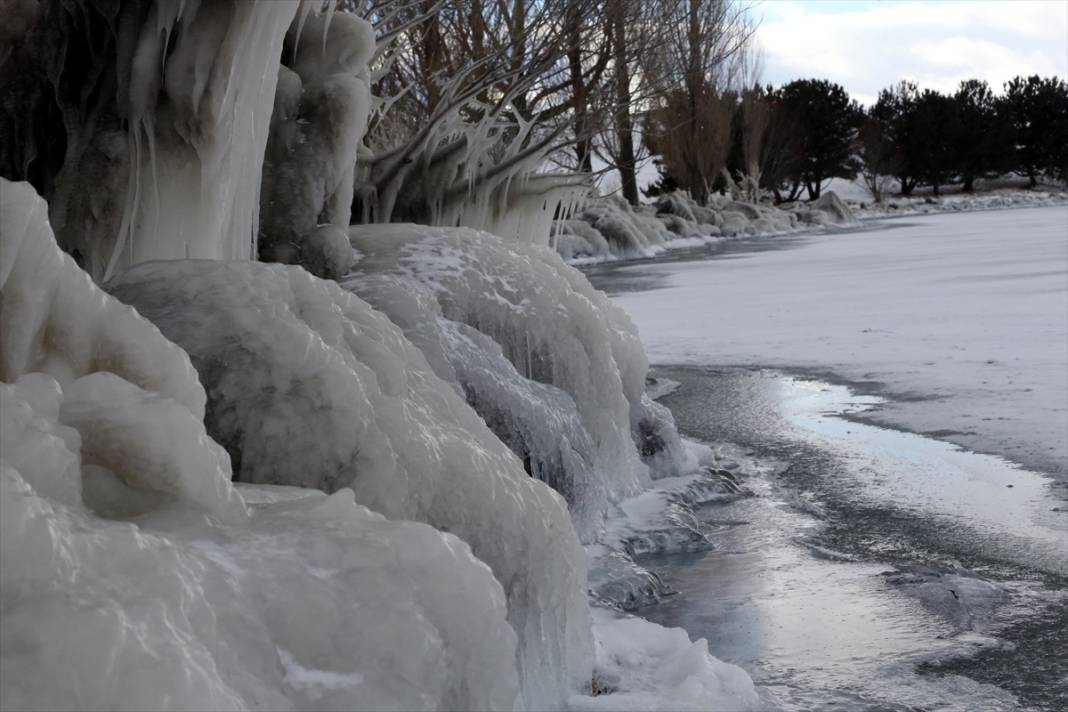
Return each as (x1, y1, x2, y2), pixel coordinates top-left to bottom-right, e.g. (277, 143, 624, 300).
(647, 74, 1068, 204)
(336, 0, 760, 223)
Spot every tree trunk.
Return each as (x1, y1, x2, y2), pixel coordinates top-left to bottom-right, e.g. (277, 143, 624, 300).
(566, 5, 592, 172)
(610, 0, 638, 205)
(420, 3, 446, 113)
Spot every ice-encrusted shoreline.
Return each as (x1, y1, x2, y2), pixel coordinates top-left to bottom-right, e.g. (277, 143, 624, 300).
(554, 191, 858, 265)
(2, 177, 766, 711)
(850, 188, 1067, 220)
(557, 187, 1067, 267)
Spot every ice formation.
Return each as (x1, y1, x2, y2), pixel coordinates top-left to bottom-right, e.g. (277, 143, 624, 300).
(2, 178, 531, 711)
(258, 12, 374, 270)
(107, 257, 593, 709)
(0, 181, 201, 411)
(437, 174, 592, 248)
(343, 224, 692, 539)
(572, 609, 761, 712)
(1, 1, 777, 707)
(553, 191, 860, 263)
(849, 187, 1067, 219)
(74, 1, 300, 278)
(1, 1, 381, 282)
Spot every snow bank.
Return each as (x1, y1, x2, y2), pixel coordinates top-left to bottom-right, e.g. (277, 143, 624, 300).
(344, 225, 692, 540)
(1, 178, 572, 711)
(108, 257, 593, 709)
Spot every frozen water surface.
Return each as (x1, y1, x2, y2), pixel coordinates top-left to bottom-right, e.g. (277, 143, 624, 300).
(595, 207, 1068, 480)
(587, 211, 1067, 711)
(639, 367, 1066, 711)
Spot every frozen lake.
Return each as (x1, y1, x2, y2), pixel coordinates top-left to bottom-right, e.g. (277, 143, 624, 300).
(586, 207, 1068, 710)
(589, 206, 1068, 481)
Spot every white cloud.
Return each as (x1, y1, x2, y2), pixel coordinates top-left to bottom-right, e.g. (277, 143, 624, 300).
(756, 0, 1068, 103)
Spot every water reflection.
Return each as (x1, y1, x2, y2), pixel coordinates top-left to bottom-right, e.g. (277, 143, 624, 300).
(637, 366, 1067, 711)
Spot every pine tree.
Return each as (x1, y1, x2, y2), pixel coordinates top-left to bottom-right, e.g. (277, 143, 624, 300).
(777, 79, 861, 200)
(1002, 75, 1068, 186)
(871, 81, 920, 196)
(953, 79, 1015, 192)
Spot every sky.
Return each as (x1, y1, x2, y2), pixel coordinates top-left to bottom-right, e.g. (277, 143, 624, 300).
(755, 0, 1068, 105)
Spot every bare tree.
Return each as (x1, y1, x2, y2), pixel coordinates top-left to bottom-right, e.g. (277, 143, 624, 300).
(641, 0, 757, 204)
(348, 0, 609, 233)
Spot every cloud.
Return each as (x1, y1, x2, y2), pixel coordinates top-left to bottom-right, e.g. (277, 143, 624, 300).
(755, 0, 1068, 103)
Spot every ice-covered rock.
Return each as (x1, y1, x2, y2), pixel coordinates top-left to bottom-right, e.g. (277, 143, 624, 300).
(1, 436, 523, 712)
(569, 608, 762, 712)
(297, 224, 356, 279)
(58, 372, 246, 519)
(0, 180, 203, 412)
(108, 257, 593, 709)
(793, 191, 859, 226)
(344, 225, 692, 538)
(1, 177, 566, 712)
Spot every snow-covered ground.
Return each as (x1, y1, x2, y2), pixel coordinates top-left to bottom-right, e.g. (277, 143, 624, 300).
(609, 206, 1068, 479)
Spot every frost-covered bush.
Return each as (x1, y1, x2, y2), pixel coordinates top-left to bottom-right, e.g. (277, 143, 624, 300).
(719, 210, 751, 236)
(554, 190, 812, 263)
(344, 271, 607, 536)
(1, 178, 527, 711)
(658, 213, 706, 238)
(579, 203, 662, 255)
(108, 256, 593, 709)
(655, 193, 699, 222)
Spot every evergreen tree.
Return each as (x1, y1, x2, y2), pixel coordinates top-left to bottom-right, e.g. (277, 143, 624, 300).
(910, 89, 959, 195)
(777, 79, 862, 199)
(1002, 75, 1068, 186)
(953, 79, 1015, 192)
(871, 81, 920, 196)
